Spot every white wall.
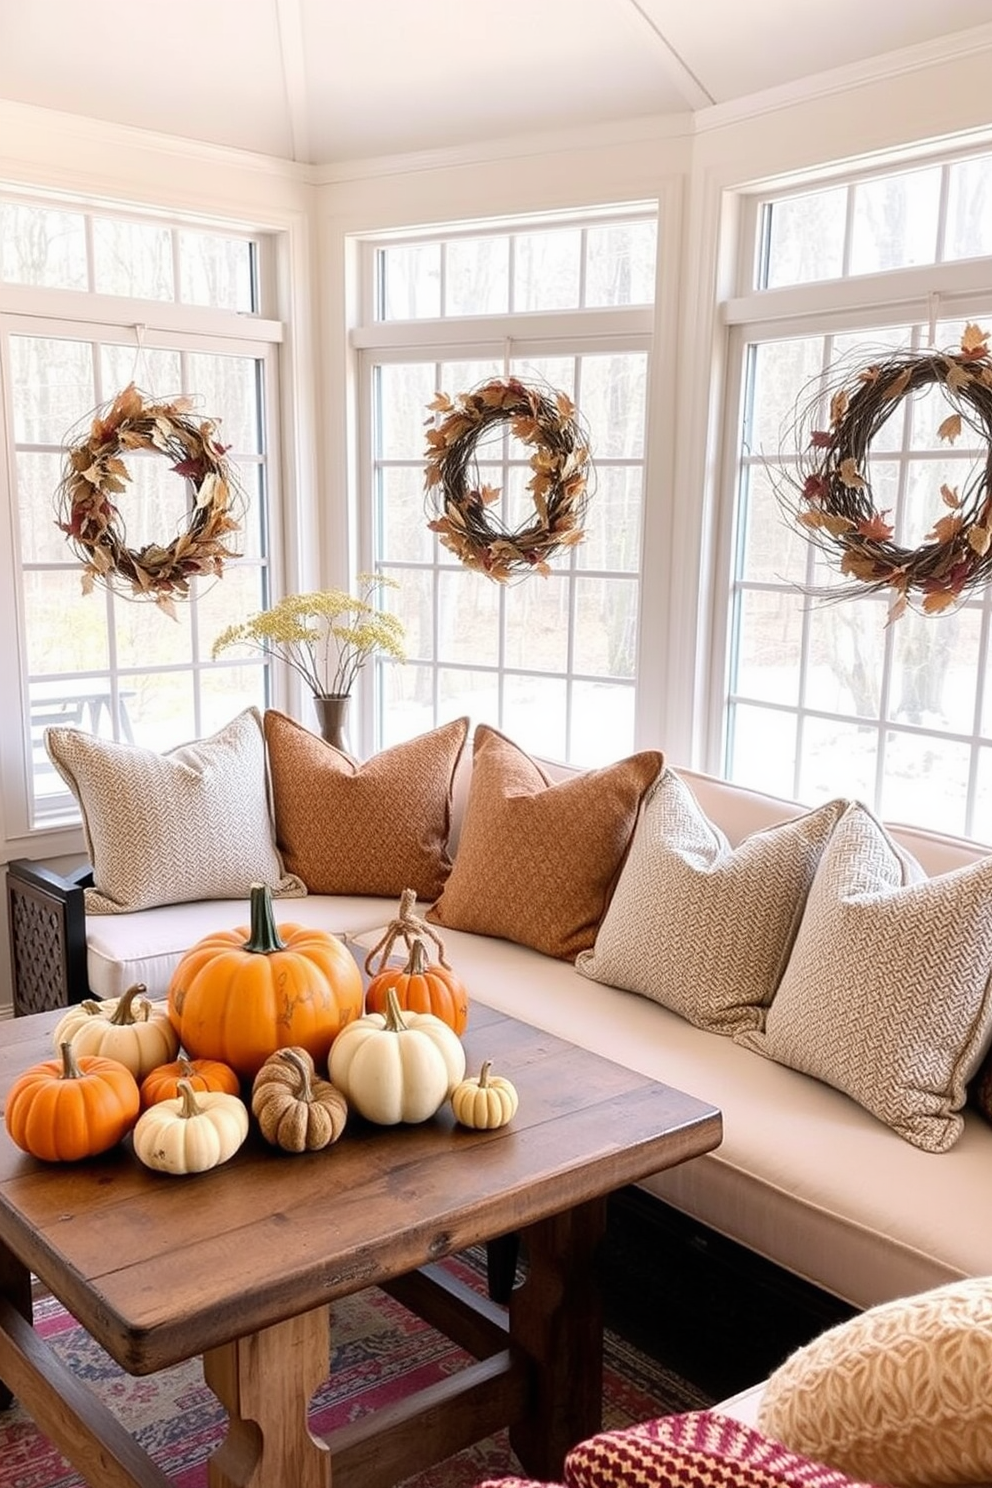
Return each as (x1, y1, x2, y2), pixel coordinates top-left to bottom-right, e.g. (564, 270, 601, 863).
(2, 32, 992, 1013)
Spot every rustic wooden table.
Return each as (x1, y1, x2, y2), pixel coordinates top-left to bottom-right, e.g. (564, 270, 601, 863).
(0, 1000, 721, 1488)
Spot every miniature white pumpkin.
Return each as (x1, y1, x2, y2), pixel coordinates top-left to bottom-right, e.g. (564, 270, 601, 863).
(132, 1080, 249, 1175)
(68, 983, 179, 1082)
(328, 987, 465, 1125)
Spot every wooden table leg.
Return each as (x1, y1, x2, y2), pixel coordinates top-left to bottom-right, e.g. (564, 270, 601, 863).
(204, 1304, 331, 1488)
(508, 1196, 606, 1478)
(0, 1238, 32, 1411)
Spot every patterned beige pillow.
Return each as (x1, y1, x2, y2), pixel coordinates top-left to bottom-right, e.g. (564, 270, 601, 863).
(264, 711, 468, 900)
(758, 1277, 992, 1486)
(46, 707, 304, 914)
(426, 724, 663, 960)
(739, 801, 992, 1152)
(576, 770, 846, 1034)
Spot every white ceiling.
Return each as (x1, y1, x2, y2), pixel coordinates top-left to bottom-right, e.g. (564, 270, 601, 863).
(0, 0, 991, 168)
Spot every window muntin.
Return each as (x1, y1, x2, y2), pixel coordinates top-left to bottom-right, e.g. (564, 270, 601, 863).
(361, 209, 656, 766)
(1, 196, 274, 831)
(726, 143, 992, 837)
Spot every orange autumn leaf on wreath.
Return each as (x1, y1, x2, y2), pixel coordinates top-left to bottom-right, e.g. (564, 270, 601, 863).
(961, 322, 990, 360)
(857, 511, 894, 541)
(941, 483, 961, 508)
(938, 413, 963, 443)
(928, 513, 964, 545)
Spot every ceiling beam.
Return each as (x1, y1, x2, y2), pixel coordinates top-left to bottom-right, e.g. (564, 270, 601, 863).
(274, 0, 312, 163)
(624, 0, 715, 109)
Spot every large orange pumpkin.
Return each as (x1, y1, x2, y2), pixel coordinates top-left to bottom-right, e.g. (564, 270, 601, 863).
(167, 883, 363, 1079)
(4, 1043, 140, 1162)
(365, 936, 469, 1035)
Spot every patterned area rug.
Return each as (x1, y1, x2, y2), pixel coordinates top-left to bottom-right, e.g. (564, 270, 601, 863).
(0, 1251, 712, 1488)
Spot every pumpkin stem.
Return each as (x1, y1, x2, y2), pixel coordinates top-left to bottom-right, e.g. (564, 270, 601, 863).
(363, 887, 450, 975)
(279, 1047, 314, 1101)
(243, 883, 286, 955)
(80, 999, 103, 1017)
(405, 938, 431, 976)
(176, 1078, 203, 1120)
(58, 1041, 85, 1080)
(383, 985, 410, 1033)
(110, 983, 149, 1026)
(478, 1060, 493, 1089)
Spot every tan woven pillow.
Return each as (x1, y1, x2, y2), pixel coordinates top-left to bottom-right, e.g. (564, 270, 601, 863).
(759, 1277, 992, 1487)
(738, 801, 992, 1152)
(426, 724, 663, 960)
(46, 707, 303, 914)
(576, 769, 846, 1034)
(264, 711, 468, 899)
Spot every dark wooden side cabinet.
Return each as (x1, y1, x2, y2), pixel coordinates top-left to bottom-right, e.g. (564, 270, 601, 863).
(6, 857, 93, 1016)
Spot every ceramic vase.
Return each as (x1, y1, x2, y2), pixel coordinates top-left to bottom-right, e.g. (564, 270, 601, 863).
(313, 694, 351, 752)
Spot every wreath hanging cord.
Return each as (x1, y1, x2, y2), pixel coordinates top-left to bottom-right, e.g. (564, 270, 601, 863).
(424, 376, 592, 582)
(779, 322, 992, 623)
(56, 381, 244, 618)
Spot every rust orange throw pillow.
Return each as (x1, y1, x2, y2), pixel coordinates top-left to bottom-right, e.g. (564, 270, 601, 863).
(427, 725, 663, 960)
(263, 711, 468, 900)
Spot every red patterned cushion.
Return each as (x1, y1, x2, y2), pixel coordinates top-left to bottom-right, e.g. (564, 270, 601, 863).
(563, 1412, 889, 1488)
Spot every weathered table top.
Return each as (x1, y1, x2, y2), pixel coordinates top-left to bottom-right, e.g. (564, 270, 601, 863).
(0, 999, 722, 1375)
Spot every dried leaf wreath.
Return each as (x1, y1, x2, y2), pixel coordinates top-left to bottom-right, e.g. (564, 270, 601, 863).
(55, 382, 244, 618)
(424, 376, 591, 581)
(780, 322, 992, 623)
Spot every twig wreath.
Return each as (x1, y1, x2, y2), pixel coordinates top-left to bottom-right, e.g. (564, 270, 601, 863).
(55, 382, 244, 618)
(780, 323, 992, 622)
(423, 376, 591, 581)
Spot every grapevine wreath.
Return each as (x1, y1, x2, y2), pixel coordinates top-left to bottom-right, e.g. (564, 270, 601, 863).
(424, 376, 591, 581)
(782, 323, 992, 622)
(56, 382, 243, 616)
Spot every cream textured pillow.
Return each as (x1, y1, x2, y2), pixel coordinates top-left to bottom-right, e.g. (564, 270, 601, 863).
(576, 770, 846, 1034)
(264, 711, 468, 900)
(426, 724, 663, 960)
(46, 707, 304, 914)
(738, 801, 992, 1152)
(758, 1277, 992, 1487)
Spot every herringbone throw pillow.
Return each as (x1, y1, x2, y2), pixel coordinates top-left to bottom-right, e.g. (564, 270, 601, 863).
(759, 1277, 992, 1486)
(426, 725, 663, 960)
(576, 769, 846, 1033)
(739, 800, 992, 1151)
(46, 707, 304, 914)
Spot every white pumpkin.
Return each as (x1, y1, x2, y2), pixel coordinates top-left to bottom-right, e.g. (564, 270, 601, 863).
(132, 1080, 249, 1174)
(68, 983, 179, 1082)
(328, 986, 466, 1125)
(52, 997, 118, 1049)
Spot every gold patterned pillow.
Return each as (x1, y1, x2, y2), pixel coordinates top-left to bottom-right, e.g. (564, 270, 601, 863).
(264, 711, 468, 900)
(426, 724, 663, 961)
(739, 801, 992, 1152)
(46, 707, 304, 914)
(759, 1277, 992, 1486)
(576, 769, 846, 1034)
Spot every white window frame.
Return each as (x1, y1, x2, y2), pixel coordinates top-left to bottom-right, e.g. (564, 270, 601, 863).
(350, 210, 659, 762)
(712, 155, 992, 835)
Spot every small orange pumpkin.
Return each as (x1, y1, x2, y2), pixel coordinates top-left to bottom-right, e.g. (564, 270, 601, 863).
(365, 936, 469, 1034)
(167, 883, 363, 1079)
(139, 1054, 241, 1109)
(4, 1043, 140, 1162)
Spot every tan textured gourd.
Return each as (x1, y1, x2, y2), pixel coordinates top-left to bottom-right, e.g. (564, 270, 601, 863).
(328, 987, 465, 1125)
(132, 1080, 249, 1175)
(251, 1047, 348, 1153)
(68, 983, 180, 1082)
(451, 1061, 519, 1129)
